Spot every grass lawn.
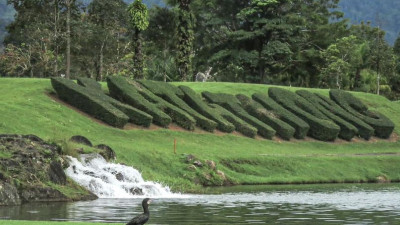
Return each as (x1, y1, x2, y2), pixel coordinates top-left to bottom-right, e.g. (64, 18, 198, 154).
(1, 78, 400, 192)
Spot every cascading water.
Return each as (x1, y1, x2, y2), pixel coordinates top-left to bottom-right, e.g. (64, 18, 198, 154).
(65, 154, 180, 198)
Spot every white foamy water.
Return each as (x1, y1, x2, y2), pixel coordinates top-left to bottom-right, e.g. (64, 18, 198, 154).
(65, 154, 182, 198)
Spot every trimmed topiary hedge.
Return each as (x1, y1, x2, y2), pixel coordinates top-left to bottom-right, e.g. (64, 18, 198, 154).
(51, 77, 129, 128)
(77, 77, 153, 127)
(329, 89, 395, 139)
(202, 91, 276, 139)
(77, 77, 102, 91)
(296, 90, 357, 141)
(268, 87, 340, 141)
(252, 93, 309, 139)
(108, 77, 196, 130)
(179, 85, 235, 133)
(208, 104, 258, 138)
(139, 80, 217, 132)
(313, 93, 374, 140)
(236, 94, 295, 140)
(107, 76, 171, 127)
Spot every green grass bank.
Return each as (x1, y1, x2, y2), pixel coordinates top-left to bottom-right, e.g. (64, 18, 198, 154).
(1, 78, 400, 192)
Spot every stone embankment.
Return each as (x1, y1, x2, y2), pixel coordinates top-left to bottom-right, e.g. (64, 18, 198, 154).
(0, 134, 97, 206)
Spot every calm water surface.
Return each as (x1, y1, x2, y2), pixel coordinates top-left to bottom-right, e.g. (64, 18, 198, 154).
(1, 184, 400, 224)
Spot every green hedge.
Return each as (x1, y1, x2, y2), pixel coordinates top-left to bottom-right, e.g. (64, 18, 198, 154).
(77, 77, 102, 91)
(107, 76, 171, 127)
(330, 89, 395, 139)
(296, 90, 358, 141)
(208, 104, 258, 138)
(313, 93, 374, 140)
(268, 87, 340, 141)
(134, 86, 196, 131)
(236, 94, 295, 140)
(108, 77, 196, 130)
(202, 91, 276, 139)
(252, 93, 309, 139)
(77, 78, 153, 127)
(139, 80, 217, 132)
(179, 85, 235, 133)
(51, 77, 129, 128)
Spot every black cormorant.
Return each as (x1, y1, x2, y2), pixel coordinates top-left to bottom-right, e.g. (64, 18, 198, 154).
(126, 198, 152, 225)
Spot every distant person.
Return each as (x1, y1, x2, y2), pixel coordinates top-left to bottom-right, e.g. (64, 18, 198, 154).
(126, 198, 152, 225)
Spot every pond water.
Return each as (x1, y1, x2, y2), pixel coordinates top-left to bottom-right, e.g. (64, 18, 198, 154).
(1, 184, 400, 224)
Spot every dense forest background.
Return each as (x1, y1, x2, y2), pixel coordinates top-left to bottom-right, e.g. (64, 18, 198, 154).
(1, 0, 400, 100)
(1, 0, 399, 45)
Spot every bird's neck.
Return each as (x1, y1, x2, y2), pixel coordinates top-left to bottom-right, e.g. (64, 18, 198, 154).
(143, 206, 150, 215)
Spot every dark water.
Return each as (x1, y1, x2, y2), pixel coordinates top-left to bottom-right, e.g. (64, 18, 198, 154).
(1, 184, 400, 224)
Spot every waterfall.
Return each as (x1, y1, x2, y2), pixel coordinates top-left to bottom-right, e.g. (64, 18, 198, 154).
(65, 154, 180, 198)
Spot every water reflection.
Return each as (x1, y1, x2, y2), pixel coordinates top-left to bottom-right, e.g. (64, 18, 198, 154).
(0, 184, 400, 224)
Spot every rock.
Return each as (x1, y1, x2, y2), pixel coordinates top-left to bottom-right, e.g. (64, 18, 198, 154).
(377, 175, 390, 183)
(0, 182, 21, 206)
(75, 148, 84, 154)
(184, 154, 196, 163)
(95, 144, 116, 161)
(115, 172, 124, 181)
(206, 160, 216, 170)
(193, 160, 203, 168)
(0, 134, 97, 204)
(48, 161, 67, 185)
(216, 170, 226, 180)
(19, 186, 68, 202)
(187, 165, 197, 171)
(129, 187, 143, 195)
(69, 135, 93, 147)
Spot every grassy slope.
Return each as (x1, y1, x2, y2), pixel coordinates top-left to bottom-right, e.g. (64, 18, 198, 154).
(1, 78, 400, 192)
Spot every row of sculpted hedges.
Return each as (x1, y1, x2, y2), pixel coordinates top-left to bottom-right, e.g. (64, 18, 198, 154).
(139, 80, 217, 132)
(77, 77, 153, 127)
(51, 77, 129, 128)
(268, 87, 340, 141)
(202, 91, 276, 139)
(236, 94, 295, 140)
(51, 78, 395, 142)
(330, 90, 395, 139)
(252, 93, 310, 139)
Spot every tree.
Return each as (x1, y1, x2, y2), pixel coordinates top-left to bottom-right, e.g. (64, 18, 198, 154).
(65, 0, 73, 79)
(4, 0, 81, 78)
(320, 35, 362, 89)
(127, 0, 149, 79)
(88, 0, 129, 81)
(143, 6, 177, 81)
(394, 35, 400, 56)
(176, 0, 194, 81)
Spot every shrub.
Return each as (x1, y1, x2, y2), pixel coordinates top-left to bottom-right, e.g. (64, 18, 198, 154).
(77, 77, 153, 127)
(252, 93, 309, 139)
(107, 76, 171, 127)
(268, 87, 340, 141)
(330, 89, 395, 138)
(296, 90, 358, 141)
(179, 85, 235, 133)
(77, 77, 102, 91)
(139, 80, 217, 132)
(314, 93, 374, 140)
(202, 91, 275, 139)
(208, 104, 258, 138)
(236, 94, 295, 140)
(108, 77, 196, 130)
(51, 77, 129, 128)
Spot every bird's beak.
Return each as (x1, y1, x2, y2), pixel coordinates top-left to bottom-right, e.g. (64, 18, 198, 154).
(148, 199, 152, 204)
